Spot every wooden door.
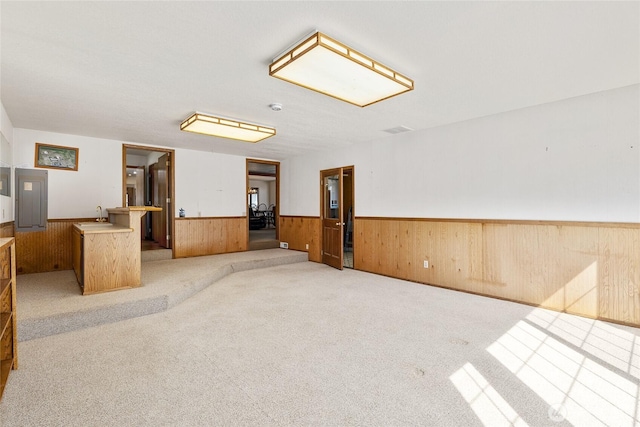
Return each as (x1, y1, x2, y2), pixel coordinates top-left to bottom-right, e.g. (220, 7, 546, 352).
(321, 168, 343, 269)
(152, 153, 170, 248)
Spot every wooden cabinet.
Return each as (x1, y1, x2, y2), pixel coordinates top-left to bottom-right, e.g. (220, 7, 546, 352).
(72, 223, 137, 295)
(72, 207, 161, 295)
(0, 237, 17, 400)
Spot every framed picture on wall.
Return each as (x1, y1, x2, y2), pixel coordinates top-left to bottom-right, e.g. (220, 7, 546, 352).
(35, 143, 79, 171)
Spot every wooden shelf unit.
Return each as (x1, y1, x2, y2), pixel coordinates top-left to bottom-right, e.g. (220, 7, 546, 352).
(0, 237, 17, 400)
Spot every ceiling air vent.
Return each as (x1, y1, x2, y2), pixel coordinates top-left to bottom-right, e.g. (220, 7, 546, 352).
(383, 125, 414, 135)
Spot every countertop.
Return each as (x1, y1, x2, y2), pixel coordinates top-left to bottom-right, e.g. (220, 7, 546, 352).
(73, 222, 132, 235)
(107, 206, 163, 214)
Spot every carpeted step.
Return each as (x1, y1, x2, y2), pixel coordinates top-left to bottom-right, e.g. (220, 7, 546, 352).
(18, 249, 308, 341)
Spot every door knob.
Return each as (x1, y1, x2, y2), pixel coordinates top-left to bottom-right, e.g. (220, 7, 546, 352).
(336, 222, 340, 226)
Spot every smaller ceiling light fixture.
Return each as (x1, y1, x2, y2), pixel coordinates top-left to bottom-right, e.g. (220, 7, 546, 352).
(269, 31, 414, 107)
(180, 112, 276, 143)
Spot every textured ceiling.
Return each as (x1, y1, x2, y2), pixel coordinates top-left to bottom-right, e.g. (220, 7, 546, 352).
(1, 1, 638, 160)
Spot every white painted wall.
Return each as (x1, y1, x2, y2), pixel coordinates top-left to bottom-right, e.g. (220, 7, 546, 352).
(281, 85, 640, 223)
(12, 129, 250, 219)
(13, 129, 124, 219)
(173, 148, 246, 218)
(7, 84, 638, 223)
(0, 102, 14, 222)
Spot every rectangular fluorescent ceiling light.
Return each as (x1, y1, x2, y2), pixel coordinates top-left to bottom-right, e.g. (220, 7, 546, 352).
(269, 32, 414, 107)
(180, 112, 276, 143)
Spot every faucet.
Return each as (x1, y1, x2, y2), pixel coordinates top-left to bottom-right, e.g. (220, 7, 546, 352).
(96, 205, 104, 222)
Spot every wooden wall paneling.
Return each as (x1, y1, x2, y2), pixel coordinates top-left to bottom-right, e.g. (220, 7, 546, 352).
(202, 219, 216, 254)
(196, 220, 205, 254)
(228, 217, 247, 253)
(218, 218, 228, 253)
(481, 224, 599, 314)
(433, 223, 451, 286)
(174, 217, 247, 258)
(176, 219, 188, 256)
(552, 225, 599, 318)
(278, 216, 320, 262)
(483, 224, 546, 305)
(175, 218, 194, 258)
(176, 218, 196, 258)
(480, 223, 507, 295)
(278, 217, 292, 247)
(14, 219, 89, 274)
(192, 219, 205, 255)
(512, 225, 555, 306)
(279, 216, 303, 250)
(215, 217, 244, 253)
(437, 223, 463, 289)
(354, 218, 374, 272)
(214, 219, 228, 254)
(11, 212, 640, 326)
(432, 222, 478, 291)
(183, 219, 199, 256)
(412, 221, 434, 285)
(396, 220, 415, 281)
(466, 222, 484, 293)
(294, 216, 311, 250)
(356, 217, 638, 324)
(197, 219, 209, 255)
(306, 218, 321, 263)
(200, 219, 212, 253)
(453, 222, 482, 294)
(598, 227, 640, 325)
(373, 219, 398, 277)
(410, 221, 476, 291)
(173, 219, 188, 257)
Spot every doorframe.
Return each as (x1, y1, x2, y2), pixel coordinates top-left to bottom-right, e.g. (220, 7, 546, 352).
(342, 166, 355, 269)
(320, 165, 355, 270)
(246, 159, 280, 248)
(122, 144, 176, 258)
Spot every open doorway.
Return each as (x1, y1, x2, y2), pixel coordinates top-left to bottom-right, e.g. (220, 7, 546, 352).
(123, 145, 175, 259)
(247, 159, 279, 251)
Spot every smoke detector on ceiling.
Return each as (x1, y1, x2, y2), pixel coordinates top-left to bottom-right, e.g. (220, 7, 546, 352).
(270, 103, 283, 112)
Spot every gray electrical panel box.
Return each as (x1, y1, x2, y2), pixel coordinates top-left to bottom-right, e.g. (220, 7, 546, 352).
(15, 168, 48, 232)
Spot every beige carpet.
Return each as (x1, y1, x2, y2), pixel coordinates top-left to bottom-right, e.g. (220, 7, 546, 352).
(1, 259, 639, 426)
(249, 228, 279, 250)
(17, 248, 307, 340)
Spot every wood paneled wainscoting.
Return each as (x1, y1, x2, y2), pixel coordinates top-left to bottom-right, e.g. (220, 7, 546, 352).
(354, 217, 640, 327)
(15, 219, 94, 274)
(278, 216, 321, 262)
(174, 217, 247, 258)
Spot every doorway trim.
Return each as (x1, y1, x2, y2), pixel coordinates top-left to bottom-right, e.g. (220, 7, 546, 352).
(122, 144, 176, 258)
(246, 159, 280, 249)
